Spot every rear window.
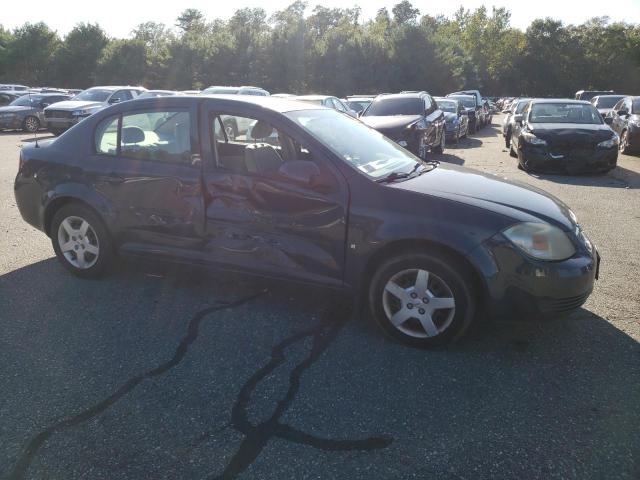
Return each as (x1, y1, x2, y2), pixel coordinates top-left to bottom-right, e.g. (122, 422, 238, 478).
(364, 97, 423, 116)
(448, 96, 476, 108)
(596, 96, 625, 108)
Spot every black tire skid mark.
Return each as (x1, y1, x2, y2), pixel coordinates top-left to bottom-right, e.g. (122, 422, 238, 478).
(211, 299, 393, 480)
(6, 291, 266, 480)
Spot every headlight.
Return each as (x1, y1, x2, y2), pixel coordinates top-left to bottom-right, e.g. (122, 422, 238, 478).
(409, 119, 427, 130)
(522, 132, 547, 146)
(73, 108, 94, 116)
(502, 222, 576, 261)
(597, 135, 618, 148)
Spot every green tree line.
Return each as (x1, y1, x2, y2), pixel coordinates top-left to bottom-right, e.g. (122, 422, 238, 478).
(1, 1, 639, 96)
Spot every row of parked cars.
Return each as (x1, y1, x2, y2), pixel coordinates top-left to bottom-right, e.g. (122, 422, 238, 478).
(499, 91, 638, 174)
(0, 84, 495, 163)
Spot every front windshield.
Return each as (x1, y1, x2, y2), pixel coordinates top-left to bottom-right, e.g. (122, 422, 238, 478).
(596, 96, 624, 108)
(448, 96, 476, 108)
(364, 97, 423, 116)
(286, 109, 424, 179)
(10, 95, 44, 106)
(437, 100, 458, 113)
(73, 89, 111, 102)
(529, 103, 602, 124)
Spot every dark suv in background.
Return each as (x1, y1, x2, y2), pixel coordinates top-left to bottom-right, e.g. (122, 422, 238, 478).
(360, 92, 446, 158)
(608, 96, 640, 154)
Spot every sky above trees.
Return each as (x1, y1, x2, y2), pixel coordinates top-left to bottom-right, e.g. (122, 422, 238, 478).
(2, 0, 639, 37)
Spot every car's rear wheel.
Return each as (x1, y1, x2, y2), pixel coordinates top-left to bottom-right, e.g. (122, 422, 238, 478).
(505, 130, 511, 148)
(23, 116, 40, 133)
(509, 141, 518, 158)
(369, 252, 477, 348)
(51, 204, 113, 278)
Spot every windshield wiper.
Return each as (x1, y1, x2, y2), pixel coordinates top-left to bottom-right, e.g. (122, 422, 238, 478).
(376, 161, 439, 184)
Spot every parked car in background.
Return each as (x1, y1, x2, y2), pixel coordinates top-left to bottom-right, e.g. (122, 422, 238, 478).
(434, 97, 468, 143)
(0, 91, 25, 107)
(293, 95, 358, 117)
(202, 86, 269, 96)
(446, 94, 479, 133)
(607, 96, 640, 155)
(43, 86, 146, 135)
(346, 95, 376, 115)
(361, 92, 445, 157)
(575, 90, 614, 101)
(67, 89, 83, 96)
(14, 95, 599, 347)
(0, 84, 29, 91)
(510, 99, 618, 173)
(590, 95, 627, 118)
(503, 98, 532, 147)
(0, 92, 72, 132)
(137, 90, 184, 98)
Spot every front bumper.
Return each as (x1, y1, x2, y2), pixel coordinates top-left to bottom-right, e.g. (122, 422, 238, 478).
(522, 143, 617, 173)
(45, 116, 82, 132)
(467, 233, 599, 319)
(0, 116, 23, 130)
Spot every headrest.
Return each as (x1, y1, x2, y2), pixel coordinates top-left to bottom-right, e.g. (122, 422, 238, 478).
(122, 126, 145, 144)
(251, 120, 274, 140)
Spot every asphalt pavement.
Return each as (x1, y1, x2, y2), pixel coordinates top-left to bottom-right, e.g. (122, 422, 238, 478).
(0, 119, 638, 480)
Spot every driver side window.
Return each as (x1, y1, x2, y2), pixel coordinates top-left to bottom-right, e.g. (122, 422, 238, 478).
(210, 113, 315, 178)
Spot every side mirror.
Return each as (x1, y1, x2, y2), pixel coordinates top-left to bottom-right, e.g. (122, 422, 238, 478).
(514, 114, 523, 124)
(604, 116, 613, 125)
(278, 160, 333, 190)
(41, 103, 50, 108)
(617, 109, 628, 117)
(347, 109, 358, 118)
(109, 98, 121, 104)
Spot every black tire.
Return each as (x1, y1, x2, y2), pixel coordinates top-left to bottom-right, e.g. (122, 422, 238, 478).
(51, 203, 113, 278)
(22, 116, 40, 133)
(432, 132, 445, 154)
(505, 129, 511, 148)
(509, 142, 518, 158)
(620, 130, 631, 155)
(368, 251, 477, 348)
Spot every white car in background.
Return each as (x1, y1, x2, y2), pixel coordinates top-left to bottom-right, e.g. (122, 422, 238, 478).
(43, 86, 146, 135)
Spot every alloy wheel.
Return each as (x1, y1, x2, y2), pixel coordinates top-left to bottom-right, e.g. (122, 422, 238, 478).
(24, 116, 39, 132)
(620, 131, 628, 153)
(382, 268, 456, 339)
(57, 216, 100, 269)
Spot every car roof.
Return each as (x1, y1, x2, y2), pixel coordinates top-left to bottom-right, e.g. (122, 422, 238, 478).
(86, 86, 145, 91)
(593, 94, 626, 99)
(128, 94, 328, 113)
(447, 94, 475, 99)
(376, 92, 424, 99)
(530, 99, 591, 104)
(295, 95, 335, 100)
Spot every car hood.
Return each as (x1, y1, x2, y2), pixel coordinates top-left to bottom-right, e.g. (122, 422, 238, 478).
(0, 106, 33, 114)
(528, 123, 614, 144)
(391, 163, 575, 230)
(45, 100, 105, 111)
(361, 115, 422, 132)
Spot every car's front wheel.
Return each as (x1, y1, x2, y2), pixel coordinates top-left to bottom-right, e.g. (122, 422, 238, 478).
(619, 130, 631, 155)
(23, 116, 40, 133)
(369, 252, 477, 348)
(432, 130, 445, 154)
(51, 204, 113, 278)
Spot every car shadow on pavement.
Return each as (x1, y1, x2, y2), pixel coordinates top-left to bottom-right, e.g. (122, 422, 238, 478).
(1, 259, 638, 480)
(451, 137, 483, 150)
(526, 164, 640, 189)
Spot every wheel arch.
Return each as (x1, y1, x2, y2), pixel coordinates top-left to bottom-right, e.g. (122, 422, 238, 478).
(361, 238, 487, 306)
(44, 196, 109, 237)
